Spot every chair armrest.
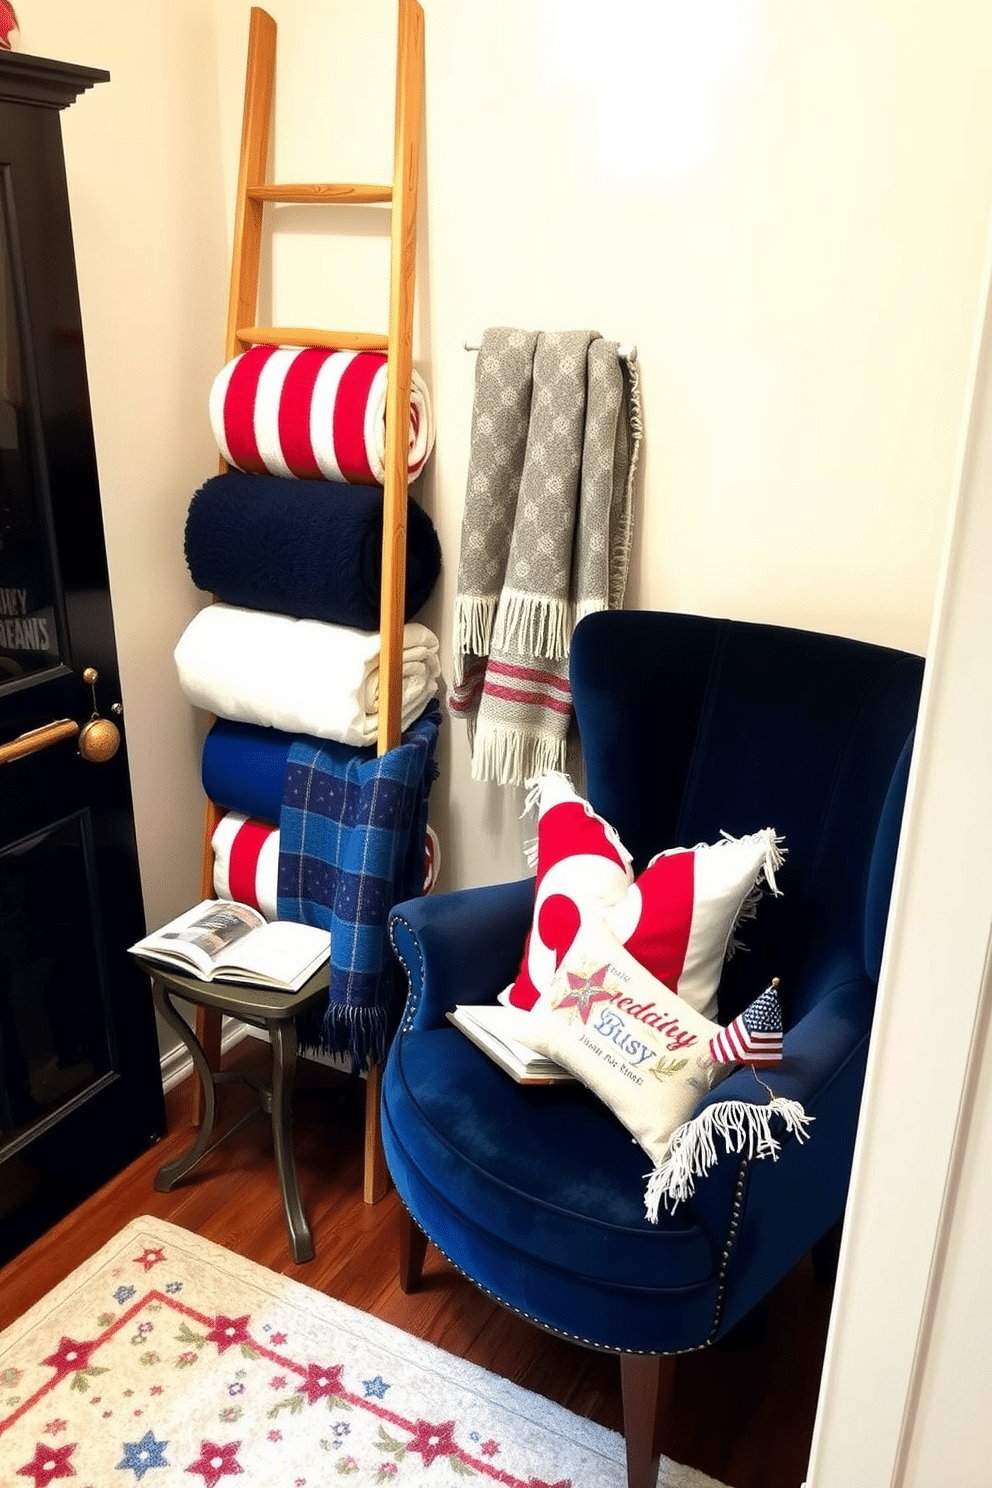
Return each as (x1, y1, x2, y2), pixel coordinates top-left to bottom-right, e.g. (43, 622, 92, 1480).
(389, 878, 535, 1032)
(685, 971, 874, 1250)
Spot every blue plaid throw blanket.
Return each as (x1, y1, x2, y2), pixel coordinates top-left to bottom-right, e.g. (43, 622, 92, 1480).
(276, 702, 441, 1070)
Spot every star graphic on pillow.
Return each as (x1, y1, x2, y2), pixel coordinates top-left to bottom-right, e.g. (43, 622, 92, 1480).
(554, 963, 613, 1023)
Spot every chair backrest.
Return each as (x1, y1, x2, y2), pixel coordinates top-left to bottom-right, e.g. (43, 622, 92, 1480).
(570, 611, 925, 1023)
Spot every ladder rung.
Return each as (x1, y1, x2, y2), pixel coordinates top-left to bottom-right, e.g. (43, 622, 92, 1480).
(238, 326, 390, 352)
(248, 182, 393, 205)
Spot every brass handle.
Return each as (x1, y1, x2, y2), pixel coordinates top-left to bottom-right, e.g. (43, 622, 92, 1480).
(0, 664, 123, 766)
(0, 718, 80, 766)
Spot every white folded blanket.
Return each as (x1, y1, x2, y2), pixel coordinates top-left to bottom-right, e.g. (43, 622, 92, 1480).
(174, 603, 441, 746)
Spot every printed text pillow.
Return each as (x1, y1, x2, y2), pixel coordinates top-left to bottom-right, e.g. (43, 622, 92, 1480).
(503, 919, 805, 1219)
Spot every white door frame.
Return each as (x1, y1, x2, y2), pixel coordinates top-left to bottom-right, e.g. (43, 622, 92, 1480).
(806, 216, 992, 1485)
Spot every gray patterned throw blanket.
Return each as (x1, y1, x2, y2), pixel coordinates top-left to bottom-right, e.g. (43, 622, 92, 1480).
(449, 328, 642, 786)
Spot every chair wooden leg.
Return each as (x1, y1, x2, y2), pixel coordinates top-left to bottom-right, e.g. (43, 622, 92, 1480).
(399, 1207, 428, 1293)
(620, 1352, 671, 1488)
(363, 1061, 392, 1204)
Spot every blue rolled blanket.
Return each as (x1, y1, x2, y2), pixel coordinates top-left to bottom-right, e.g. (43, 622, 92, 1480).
(184, 471, 442, 630)
(201, 718, 294, 822)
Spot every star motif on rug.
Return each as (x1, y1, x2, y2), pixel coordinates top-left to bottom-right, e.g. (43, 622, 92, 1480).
(405, 1418, 459, 1466)
(185, 1439, 244, 1485)
(15, 1440, 77, 1485)
(299, 1362, 344, 1404)
(40, 1337, 98, 1379)
(133, 1247, 166, 1272)
(553, 962, 613, 1023)
(362, 1375, 390, 1398)
(116, 1429, 169, 1480)
(205, 1315, 253, 1354)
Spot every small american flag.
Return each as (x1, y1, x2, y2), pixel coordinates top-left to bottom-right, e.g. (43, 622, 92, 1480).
(709, 980, 783, 1066)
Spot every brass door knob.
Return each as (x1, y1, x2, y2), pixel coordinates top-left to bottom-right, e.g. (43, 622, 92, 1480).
(78, 715, 121, 763)
(78, 664, 122, 762)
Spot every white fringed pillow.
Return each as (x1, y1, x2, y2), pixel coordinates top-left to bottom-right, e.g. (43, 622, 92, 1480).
(504, 919, 811, 1220)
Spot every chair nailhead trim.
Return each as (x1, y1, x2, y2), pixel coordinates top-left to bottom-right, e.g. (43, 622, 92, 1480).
(705, 1158, 750, 1345)
(388, 916, 423, 1030)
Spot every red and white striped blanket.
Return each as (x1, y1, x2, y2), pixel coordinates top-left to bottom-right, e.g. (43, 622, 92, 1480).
(209, 345, 435, 485)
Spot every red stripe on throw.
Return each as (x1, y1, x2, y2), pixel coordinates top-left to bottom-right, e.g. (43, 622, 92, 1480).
(485, 657, 573, 696)
(482, 679, 574, 715)
(333, 353, 383, 483)
(278, 347, 325, 478)
(223, 345, 277, 474)
(227, 818, 272, 910)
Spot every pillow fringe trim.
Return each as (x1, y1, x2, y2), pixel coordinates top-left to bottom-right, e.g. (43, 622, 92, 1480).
(643, 1094, 814, 1222)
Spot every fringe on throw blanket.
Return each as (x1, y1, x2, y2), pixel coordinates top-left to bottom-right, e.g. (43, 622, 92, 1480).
(449, 328, 642, 787)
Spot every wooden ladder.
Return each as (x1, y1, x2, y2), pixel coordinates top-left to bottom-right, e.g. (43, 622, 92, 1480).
(194, 0, 425, 1206)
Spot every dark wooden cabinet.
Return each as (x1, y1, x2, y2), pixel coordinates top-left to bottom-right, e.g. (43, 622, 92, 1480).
(0, 52, 165, 1265)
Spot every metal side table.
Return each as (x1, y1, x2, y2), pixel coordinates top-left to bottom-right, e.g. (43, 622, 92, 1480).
(138, 957, 329, 1263)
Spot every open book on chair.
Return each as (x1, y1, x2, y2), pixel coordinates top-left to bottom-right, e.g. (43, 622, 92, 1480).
(129, 899, 330, 992)
(447, 1003, 574, 1085)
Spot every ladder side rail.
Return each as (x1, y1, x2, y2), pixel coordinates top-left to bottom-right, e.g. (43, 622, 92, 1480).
(365, 0, 425, 1205)
(199, 3, 277, 899)
(194, 5, 276, 1113)
(225, 6, 277, 362)
(377, 0, 425, 757)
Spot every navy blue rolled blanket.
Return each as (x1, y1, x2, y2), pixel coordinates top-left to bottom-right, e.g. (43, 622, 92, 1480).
(184, 471, 442, 630)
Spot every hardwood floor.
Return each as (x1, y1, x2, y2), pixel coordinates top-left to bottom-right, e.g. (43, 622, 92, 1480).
(0, 1037, 834, 1488)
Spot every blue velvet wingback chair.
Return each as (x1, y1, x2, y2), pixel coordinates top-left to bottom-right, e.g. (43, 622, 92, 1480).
(381, 610, 924, 1488)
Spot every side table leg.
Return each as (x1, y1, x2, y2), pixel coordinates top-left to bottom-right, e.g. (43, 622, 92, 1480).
(152, 983, 219, 1191)
(194, 1006, 223, 1127)
(268, 1018, 314, 1264)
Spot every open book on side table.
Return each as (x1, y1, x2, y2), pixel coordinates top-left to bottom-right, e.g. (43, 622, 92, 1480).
(447, 1003, 574, 1085)
(129, 899, 330, 993)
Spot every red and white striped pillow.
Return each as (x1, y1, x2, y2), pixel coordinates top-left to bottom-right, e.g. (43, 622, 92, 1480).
(505, 773, 784, 1021)
(211, 811, 279, 921)
(208, 345, 435, 485)
(505, 773, 633, 1011)
(603, 828, 785, 1021)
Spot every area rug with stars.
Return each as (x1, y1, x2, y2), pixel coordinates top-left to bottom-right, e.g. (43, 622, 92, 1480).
(0, 1216, 729, 1488)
